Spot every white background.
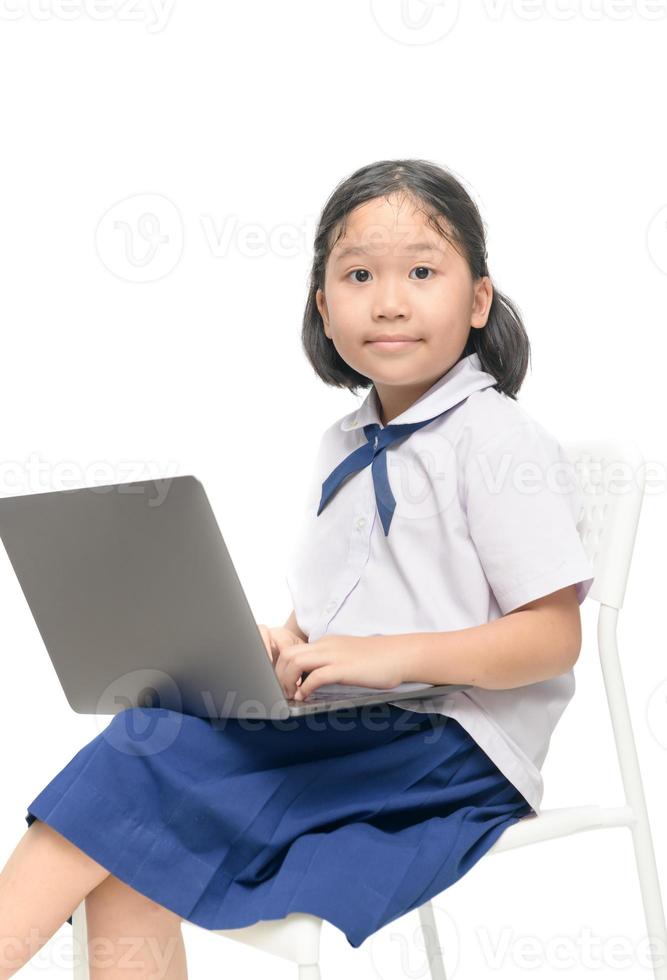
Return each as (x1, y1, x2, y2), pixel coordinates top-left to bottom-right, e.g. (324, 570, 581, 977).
(1, 1, 666, 977)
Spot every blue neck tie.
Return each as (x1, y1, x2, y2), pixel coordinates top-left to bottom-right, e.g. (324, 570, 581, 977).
(317, 411, 447, 536)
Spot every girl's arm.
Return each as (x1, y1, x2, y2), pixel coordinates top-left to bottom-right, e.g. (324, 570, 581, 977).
(395, 585, 582, 691)
(284, 608, 309, 642)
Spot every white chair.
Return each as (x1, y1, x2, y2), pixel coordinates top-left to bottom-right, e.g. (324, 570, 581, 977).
(70, 437, 667, 979)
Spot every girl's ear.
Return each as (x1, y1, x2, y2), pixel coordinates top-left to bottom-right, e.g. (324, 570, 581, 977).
(315, 288, 330, 335)
(471, 275, 493, 328)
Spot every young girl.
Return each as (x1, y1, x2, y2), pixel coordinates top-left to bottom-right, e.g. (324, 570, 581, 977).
(1, 158, 595, 975)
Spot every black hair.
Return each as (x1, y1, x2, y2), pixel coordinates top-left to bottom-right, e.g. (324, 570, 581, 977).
(301, 158, 531, 399)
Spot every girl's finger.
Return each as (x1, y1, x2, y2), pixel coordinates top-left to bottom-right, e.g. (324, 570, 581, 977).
(274, 641, 306, 670)
(274, 644, 319, 696)
(286, 654, 329, 695)
(295, 666, 336, 700)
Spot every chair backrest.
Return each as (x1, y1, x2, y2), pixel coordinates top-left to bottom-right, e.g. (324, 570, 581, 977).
(561, 438, 645, 611)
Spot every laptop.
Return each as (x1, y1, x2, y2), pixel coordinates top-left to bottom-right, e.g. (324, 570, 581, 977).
(0, 476, 471, 721)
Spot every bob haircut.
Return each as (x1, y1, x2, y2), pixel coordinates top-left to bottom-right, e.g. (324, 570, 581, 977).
(301, 158, 531, 399)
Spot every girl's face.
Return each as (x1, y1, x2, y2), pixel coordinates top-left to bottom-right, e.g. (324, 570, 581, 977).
(316, 194, 493, 424)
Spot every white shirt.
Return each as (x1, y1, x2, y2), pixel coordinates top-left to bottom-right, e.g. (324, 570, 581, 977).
(285, 352, 595, 814)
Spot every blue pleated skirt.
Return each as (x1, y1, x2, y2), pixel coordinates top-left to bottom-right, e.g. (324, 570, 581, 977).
(25, 702, 534, 949)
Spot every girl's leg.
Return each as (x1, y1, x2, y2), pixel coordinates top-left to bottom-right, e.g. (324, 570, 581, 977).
(84, 874, 187, 980)
(0, 818, 111, 978)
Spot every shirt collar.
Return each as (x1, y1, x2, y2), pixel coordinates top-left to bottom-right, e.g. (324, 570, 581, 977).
(339, 352, 498, 432)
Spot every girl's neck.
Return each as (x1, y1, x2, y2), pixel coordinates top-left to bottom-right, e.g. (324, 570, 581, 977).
(373, 380, 432, 427)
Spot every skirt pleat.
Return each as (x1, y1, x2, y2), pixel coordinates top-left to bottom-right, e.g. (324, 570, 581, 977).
(25, 703, 534, 948)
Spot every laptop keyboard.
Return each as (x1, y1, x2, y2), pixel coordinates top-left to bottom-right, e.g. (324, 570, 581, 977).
(296, 681, 431, 701)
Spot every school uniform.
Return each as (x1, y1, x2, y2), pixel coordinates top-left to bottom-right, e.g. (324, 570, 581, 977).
(287, 351, 595, 815)
(23, 351, 592, 949)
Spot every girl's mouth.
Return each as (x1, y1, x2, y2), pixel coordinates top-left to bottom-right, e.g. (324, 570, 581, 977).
(366, 340, 422, 351)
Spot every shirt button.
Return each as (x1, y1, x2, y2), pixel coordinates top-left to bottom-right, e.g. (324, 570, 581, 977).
(355, 516, 366, 530)
(324, 600, 337, 613)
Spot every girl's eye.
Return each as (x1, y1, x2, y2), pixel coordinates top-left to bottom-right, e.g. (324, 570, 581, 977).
(346, 266, 435, 283)
(410, 266, 435, 280)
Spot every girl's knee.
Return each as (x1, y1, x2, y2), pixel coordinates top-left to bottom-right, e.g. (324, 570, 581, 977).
(86, 874, 181, 925)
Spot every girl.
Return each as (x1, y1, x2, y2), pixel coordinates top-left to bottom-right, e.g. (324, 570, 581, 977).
(0, 158, 594, 976)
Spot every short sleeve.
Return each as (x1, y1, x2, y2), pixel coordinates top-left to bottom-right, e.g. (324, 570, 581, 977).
(463, 421, 595, 615)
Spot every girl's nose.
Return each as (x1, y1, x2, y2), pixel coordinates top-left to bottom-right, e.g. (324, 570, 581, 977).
(372, 283, 410, 320)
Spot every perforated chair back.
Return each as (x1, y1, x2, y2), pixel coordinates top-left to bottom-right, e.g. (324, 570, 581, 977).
(565, 437, 645, 610)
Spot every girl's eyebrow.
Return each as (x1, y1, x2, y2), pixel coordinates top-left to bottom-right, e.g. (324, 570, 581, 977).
(333, 241, 446, 262)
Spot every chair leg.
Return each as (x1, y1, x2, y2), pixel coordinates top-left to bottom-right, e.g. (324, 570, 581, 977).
(630, 816, 667, 980)
(297, 965, 321, 980)
(417, 901, 448, 980)
(598, 606, 667, 978)
(71, 900, 89, 980)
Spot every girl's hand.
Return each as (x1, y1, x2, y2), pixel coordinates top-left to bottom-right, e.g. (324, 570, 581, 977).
(256, 623, 304, 671)
(274, 634, 405, 701)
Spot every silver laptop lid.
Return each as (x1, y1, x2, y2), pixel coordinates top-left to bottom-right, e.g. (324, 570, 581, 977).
(0, 476, 289, 720)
